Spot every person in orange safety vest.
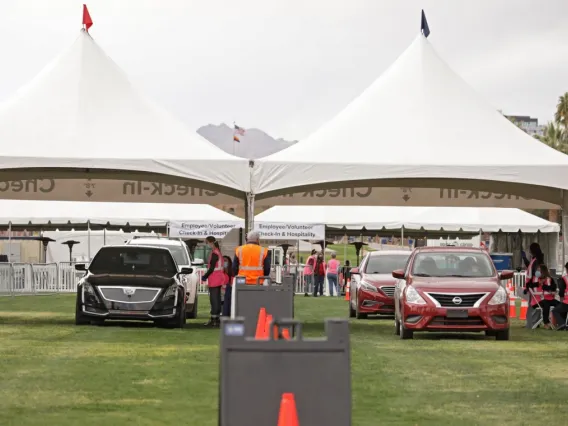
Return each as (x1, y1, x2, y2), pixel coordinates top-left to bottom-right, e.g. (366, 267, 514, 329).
(232, 231, 272, 285)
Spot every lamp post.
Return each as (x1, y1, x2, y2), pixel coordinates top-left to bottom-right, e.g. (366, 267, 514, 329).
(62, 240, 81, 262)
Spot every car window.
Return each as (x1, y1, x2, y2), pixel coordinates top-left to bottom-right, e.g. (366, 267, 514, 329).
(132, 244, 189, 266)
(89, 247, 177, 276)
(411, 252, 494, 278)
(364, 254, 410, 274)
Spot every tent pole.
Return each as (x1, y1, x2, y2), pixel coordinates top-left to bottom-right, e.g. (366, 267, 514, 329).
(243, 195, 249, 237)
(8, 222, 11, 263)
(87, 221, 91, 261)
(103, 228, 106, 245)
(401, 226, 404, 247)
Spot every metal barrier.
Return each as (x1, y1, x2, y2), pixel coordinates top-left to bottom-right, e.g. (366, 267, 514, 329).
(231, 275, 295, 337)
(0, 261, 531, 299)
(219, 318, 351, 426)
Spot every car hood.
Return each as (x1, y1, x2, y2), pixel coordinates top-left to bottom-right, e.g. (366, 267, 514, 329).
(361, 274, 396, 287)
(410, 277, 500, 292)
(86, 274, 176, 288)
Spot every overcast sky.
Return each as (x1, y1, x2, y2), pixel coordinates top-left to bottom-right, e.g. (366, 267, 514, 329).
(0, 0, 566, 141)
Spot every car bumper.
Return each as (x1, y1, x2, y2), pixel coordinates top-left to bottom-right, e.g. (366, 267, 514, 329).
(358, 289, 395, 314)
(82, 304, 178, 321)
(402, 303, 508, 332)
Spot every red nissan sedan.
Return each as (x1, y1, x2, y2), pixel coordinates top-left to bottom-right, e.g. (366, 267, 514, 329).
(349, 250, 411, 319)
(393, 247, 512, 340)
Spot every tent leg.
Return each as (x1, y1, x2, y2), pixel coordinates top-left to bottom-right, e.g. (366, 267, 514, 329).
(247, 193, 255, 233)
(562, 210, 567, 268)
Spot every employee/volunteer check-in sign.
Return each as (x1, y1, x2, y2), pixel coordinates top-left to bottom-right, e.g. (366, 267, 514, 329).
(168, 221, 243, 238)
(253, 222, 326, 240)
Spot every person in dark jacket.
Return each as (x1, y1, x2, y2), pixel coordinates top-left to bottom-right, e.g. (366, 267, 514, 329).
(537, 264, 557, 329)
(553, 262, 568, 328)
(221, 255, 234, 317)
(313, 252, 326, 297)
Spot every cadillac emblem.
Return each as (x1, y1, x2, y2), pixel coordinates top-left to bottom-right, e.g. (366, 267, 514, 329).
(123, 287, 136, 297)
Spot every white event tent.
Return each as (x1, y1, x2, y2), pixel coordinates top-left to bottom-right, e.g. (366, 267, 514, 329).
(0, 28, 250, 205)
(255, 206, 560, 234)
(252, 33, 568, 212)
(0, 200, 243, 229)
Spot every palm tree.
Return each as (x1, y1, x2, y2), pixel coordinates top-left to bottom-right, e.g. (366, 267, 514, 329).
(535, 121, 567, 153)
(555, 93, 568, 130)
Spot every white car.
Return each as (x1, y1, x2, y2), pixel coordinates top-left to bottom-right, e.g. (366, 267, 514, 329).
(126, 237, 203, 318)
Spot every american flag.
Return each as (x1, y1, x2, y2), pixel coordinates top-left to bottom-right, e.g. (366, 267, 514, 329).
(233, 123, 245, 143)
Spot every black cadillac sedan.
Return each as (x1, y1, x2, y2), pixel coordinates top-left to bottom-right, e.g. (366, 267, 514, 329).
(74, 245, 191, 328)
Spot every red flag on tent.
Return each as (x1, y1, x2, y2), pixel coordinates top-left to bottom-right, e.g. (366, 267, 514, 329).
(83, 5, 93, 32)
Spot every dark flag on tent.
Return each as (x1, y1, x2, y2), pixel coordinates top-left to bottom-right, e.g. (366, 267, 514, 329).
(421, 10, 430, 38)
(233, 123, 245, 143)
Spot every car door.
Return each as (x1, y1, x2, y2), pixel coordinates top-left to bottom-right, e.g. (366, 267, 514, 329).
(394, 254, 412, 318)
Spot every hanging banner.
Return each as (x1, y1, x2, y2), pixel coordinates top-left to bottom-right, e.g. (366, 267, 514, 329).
(254, 222, 325, 240)
(168, 221, 243, 239)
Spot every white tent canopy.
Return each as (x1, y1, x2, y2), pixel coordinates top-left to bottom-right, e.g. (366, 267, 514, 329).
(0, 29, 249, 204)
(255, 206, 560, 233)
(252, 34, 568, 210)
(0, 200, 243, 228)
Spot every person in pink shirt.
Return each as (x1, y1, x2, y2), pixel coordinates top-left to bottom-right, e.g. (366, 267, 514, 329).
(326, 253, 341, 297)
(303, 249, 316, 297)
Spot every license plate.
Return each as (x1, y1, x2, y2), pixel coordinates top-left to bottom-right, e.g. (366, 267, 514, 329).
(446, 309, 468, 318)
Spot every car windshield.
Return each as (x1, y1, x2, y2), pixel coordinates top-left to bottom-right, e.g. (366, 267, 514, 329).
(136, 244, 189, 266)
(411, 252, 494, 278)
(364, 254, 410, 274)
(89, 247, 178, 276)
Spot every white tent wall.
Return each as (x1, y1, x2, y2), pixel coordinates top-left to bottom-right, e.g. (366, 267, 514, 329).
(0, 200, 243, 229)
(0, 29, 250, 205)
(250, 34, 568, 211)
(44, 230, 155, 263)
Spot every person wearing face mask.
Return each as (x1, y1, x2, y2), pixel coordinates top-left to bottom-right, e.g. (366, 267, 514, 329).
(537, 264, 557, 329)
(552, 262, 568, 329)
(524, 262, 546, 328)
(222, 255, 234, 318)
(202, 236, 224, 327)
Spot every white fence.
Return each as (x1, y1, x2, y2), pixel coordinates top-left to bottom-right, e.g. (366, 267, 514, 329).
(0, 262, 529, 297)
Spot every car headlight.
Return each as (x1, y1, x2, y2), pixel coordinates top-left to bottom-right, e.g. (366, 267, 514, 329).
(83, 282, 97, 297)
(405, 286, 426, 305)
(360, 281, 378, 293)
(488, 286, 507, 305)
(163, 284, 178, 299)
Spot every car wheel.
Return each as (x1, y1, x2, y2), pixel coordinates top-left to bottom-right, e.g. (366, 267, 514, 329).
(495, 329, 510, 341)
(355, 294, 368, 320)
(187, 293, 198, 319)
(399, 319, 413, 340)
(165, 289, 186, 329)
(348, 293, 356, 318)
(394, 316, 400, 335)
(75, 287, 90, 326)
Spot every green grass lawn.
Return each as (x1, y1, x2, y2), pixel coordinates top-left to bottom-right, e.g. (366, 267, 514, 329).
(1, 295, 568, 425)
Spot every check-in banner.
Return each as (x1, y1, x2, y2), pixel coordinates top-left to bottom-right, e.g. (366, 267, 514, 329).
(254, 222, 326, 240)
(169, 220, 243, 239)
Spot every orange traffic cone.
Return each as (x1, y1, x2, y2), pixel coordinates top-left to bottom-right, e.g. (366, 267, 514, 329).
(265, 314, 275, 339)
(509, 297, 517, 319)
(344, 279, 350, 301)
(281, 329, 291, 340)
(277, 393, 300, 426)
(255, 307, 267, 339)
(519, 299, 528, 321)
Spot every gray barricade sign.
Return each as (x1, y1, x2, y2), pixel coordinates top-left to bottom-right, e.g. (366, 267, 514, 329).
(232, 275, 294, 337)
(219, 318, 351, 426)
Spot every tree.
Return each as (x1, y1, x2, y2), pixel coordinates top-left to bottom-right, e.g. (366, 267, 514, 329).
(555, 93, 568, 130)
(535, 121, 567, 154)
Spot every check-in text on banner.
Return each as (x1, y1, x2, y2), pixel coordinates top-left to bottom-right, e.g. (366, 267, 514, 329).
(254, 222, 326, 240)
(168, 221, 243, 238)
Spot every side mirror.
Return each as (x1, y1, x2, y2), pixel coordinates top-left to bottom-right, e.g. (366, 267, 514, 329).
(191, 258, 204, 266)
(350, 267, 359, 275)
(499, 270, 514, 280)
(179, 267, 193, 274)
(392, 269, 405, 279)
(75, 264, 86, 271)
